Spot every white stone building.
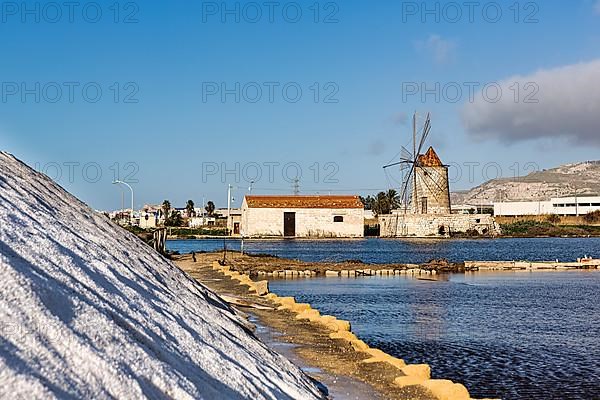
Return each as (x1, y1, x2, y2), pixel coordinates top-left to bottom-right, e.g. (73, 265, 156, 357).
(139, 211, 158, 229)
(494, 196, 600, 216)
(188, 216, 217, 228)
(241, 195, 364, 238)
(379, 212, 497, 237)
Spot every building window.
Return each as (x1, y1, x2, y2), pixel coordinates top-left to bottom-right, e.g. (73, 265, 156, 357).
(333, 216, 344, 222)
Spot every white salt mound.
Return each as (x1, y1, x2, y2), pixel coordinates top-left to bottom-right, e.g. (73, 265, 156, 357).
(0, 152, 324, 400)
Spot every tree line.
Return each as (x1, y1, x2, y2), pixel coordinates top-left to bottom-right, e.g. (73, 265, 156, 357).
(360, 189, 401, 215)
(160, 199, 217, 227)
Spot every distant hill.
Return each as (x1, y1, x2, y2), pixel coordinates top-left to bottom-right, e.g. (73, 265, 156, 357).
(451, 161, 600, 205)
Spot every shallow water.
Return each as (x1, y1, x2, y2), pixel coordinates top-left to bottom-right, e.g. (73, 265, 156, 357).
(168, 238, 600, 399)
(248, 314, 382, 400)
(269, 272, 600, 400)
(167, 237, 600, 264)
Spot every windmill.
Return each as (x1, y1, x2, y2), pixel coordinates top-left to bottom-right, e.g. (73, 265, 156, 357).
(383, 112, 451, 215)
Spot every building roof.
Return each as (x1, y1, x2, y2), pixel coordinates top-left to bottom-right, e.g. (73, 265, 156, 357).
(417, 147, 443, 167)
(244, 195, 364, 209)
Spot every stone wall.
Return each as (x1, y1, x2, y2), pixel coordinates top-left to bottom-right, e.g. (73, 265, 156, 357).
(413, 166, 451, 214)
(241, 206, 364, 238)
(379, 213, 499, 237)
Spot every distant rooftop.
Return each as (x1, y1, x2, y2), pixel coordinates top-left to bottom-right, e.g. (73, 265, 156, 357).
(244, 195, 364, 209)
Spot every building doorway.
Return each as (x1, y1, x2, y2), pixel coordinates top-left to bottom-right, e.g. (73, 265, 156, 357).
(283, 212, 296, 237)
(421, 197, 428, 214)
(233, 222, 240, 235)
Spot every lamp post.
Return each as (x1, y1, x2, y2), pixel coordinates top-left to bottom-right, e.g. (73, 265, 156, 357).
(227, 184, 232, 236)
(226, 182, 253, 236)
(113, 180, 134, 225)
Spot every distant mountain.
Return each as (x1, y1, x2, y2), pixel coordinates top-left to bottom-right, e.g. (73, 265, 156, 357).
(451, 161, 600, 205)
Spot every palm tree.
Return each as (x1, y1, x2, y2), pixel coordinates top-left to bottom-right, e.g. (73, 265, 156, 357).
(360, 195, 375, 210)
(162, 200, 171, 220)
(185, 200, 195, 218)
(205, 201, 215, 216)
(386, 189, 400, 211)
(167, 210, 183, 227)
(373, 192, 390, 215)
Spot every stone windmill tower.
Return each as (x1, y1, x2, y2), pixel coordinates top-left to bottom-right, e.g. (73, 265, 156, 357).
(412, 146, 451, 214)
(384, 112, 452, 215)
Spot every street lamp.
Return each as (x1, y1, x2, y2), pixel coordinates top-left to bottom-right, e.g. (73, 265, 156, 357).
(226, 183, 253, 236)
(227, 184, 233, 236)
(113, 180, 134, 225)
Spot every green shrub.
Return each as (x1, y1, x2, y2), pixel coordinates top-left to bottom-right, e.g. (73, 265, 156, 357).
(583, 210, 600, 224)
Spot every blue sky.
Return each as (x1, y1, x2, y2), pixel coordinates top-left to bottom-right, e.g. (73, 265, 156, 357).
(2, 0, 600, 210)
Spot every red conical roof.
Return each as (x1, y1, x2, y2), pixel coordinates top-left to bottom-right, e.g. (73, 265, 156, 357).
(417, 147, 443, 167)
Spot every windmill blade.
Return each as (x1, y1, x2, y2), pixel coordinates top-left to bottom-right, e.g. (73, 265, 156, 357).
(400, 146, 413, 162)
(415, 113, 432, 161)
(383, 160, 411, 169)
(384, 163, 406, 187)
(420, 167, 450, 202)
(399, 162, 415, 205)
(400, 162, 412, 173)
(417, 168, 441, 200)
(384, 166, 403, 188)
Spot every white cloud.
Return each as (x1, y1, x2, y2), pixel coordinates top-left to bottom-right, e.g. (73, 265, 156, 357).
(415, 34, 457, 65)
(461, 59, 600, 146)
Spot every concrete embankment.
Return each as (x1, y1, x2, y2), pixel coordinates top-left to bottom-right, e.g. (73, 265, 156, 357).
(174, 254, 497, 400)
(465, 259, 600, 271)
(182, 251, 600, 279)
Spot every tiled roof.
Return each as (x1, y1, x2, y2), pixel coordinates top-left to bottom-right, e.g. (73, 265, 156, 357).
(417, 147, 444, 167)
(244, 195, 364, 209)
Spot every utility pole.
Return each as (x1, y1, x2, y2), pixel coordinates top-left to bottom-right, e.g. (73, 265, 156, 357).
(292, 178, 300, 195)
(113, 180, 134, 225)
(227, 184, 232, 236)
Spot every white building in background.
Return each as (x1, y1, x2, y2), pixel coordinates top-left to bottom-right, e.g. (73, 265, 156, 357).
(189, 216, 216, 228)
(494, 196, 600, 217)
(214, 208, 241, 218)
(241, 195, 364, 238)
(139, 211, 158, 229)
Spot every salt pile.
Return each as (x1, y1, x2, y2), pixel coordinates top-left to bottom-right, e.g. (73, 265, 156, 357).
(0, 152, 323, 399)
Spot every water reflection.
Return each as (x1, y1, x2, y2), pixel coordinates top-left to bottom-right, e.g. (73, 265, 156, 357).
(268, 272, 600, 400)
